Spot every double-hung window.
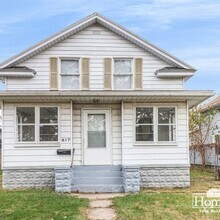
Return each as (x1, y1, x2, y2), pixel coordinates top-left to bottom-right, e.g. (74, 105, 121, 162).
(39, 107, 58, 142)
(136, 107, 154, 141)
(113, 59, 133, 89)
(158, 107, 176, 142)
(60, 59, 80, 90)
(135, 106, 176, 143)
(17, 107, 35, 142)
(16, 106, 59, 144)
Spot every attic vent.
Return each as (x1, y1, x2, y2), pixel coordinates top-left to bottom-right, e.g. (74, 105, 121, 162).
(93, 30, 101, 35)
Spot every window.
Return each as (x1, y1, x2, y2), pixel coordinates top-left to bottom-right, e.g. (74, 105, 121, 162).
(40, 107, 58, 142)
(136, 107, 154, 141)
(113, 59, 133, 89)
(158, 107, 176, 142)
(135, 107, 176, 143)
(60, 59, 79, 89)
(16, 107, 35, 142)
(16, 107, 59, 143)
(87, 114, 106, 148)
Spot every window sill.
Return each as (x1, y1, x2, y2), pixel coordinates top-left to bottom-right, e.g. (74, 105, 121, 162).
(14, 143, 61, 148)
(133, 142, 178, 146)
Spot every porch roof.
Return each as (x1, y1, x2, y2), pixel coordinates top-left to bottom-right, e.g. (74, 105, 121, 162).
(0, 90, 213, 108)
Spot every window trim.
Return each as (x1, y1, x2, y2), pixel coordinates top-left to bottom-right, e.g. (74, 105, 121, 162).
(112, 58, 134, 90)
(15, 105, 60, 145)
(134, 105, 178, 145)
(59, 57, 81, 91)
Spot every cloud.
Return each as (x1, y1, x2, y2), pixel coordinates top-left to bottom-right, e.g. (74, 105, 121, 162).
(0, 0, 111, 27)
(124, 0, 220, 29)
(171, 44, 220, 75)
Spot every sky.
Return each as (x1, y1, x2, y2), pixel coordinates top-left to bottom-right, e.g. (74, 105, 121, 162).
(0, 0, 219, 95)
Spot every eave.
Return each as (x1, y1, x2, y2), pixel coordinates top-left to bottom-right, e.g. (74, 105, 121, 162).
(0, 67, 36, 78)
(0, 90, 214, 108)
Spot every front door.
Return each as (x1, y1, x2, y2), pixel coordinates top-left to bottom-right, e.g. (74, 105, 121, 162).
(83, 109, 111, 165)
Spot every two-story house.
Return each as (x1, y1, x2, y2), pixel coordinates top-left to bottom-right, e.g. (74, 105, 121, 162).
(0, 13, 213, 193)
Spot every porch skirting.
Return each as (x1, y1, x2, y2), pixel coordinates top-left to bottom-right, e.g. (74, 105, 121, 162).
(2, 165, 190, 191)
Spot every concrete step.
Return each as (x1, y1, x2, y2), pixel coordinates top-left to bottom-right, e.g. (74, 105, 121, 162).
(74, 170, 123, 178)
(71, 184, 124, 193)
(73, 177, 123, 185)
(73, 165, 122, 171)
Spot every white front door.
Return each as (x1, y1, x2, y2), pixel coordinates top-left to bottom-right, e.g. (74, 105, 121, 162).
(83, 109, 111, 165)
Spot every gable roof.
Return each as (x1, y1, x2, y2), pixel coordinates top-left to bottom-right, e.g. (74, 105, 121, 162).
(0, 13, 196, 70)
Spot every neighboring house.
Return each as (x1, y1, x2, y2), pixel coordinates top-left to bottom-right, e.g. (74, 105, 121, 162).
(190, 96, 220, 166)
(0, 13, 213, 193)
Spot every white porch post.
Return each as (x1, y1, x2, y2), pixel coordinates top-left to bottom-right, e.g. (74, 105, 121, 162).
(70, 100, 74, 167)
(121, 100, 124, 165)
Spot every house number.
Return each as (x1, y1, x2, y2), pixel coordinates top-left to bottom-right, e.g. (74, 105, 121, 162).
(62, 138, 71, 142)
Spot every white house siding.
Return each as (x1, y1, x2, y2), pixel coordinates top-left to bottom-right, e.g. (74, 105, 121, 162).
(123, 102, 189, 165)
(2, 102, 72, 168)
(6, 24, 183, 90)
(72, 103, 122, 165)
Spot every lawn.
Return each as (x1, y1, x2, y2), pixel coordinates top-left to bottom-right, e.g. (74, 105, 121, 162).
(113, 165, 220, 220)
(0, 171, 89, 220)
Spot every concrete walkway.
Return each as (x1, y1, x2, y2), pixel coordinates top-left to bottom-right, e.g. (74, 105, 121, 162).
(71, 193, 126, 220)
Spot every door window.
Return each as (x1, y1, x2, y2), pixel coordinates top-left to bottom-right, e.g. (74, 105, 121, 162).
(87, 114, 106, 148)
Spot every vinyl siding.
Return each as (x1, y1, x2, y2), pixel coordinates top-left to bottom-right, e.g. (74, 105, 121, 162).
(6, 24, 183, 90)
(3, 102, 188, 168)
(2, 103, 122, 168)
(123, 102, 189, 165)
(2, 102, 72, 168)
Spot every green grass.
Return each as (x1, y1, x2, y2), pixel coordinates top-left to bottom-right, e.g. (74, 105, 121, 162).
(0, 171, 89, 220)
(113, 166, 220, 220)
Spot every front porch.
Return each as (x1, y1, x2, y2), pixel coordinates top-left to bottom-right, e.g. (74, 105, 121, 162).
(1, 90, 211, 192)
(55, 165, 140, 193)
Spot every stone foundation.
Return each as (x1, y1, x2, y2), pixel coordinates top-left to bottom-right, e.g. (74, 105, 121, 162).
(3, 169, 55, 189)
(55, 167, 72, 193)
(2, 165, 190, 191)
(122, 166, 140, 192)
(140, 166, 190, 188)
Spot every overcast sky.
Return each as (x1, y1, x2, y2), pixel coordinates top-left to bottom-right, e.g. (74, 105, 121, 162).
(0, 0, 219, 95)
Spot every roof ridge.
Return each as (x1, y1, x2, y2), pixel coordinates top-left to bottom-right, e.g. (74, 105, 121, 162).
(0, 12, 196, 70)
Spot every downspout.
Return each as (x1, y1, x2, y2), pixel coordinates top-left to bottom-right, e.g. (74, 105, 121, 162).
(70, 100, 74, 168)
(121, 100, 124, 165)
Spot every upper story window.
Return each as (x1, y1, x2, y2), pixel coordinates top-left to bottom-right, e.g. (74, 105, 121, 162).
(113, 59, 133, 90)
(60, 59, 80, 90)
(135, 106, 176, 143)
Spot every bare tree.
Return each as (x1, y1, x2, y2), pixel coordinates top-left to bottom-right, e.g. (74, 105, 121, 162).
(189, 107, 218, 167)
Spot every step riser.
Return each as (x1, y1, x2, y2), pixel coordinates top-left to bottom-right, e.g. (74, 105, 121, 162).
(73, 165, 122, 171)
(73, 177, 123, 185)
(74, 171, 123, 178)
(71, 185, 124, 193)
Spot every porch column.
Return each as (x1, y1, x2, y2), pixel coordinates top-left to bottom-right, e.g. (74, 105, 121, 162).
(121, 100, 124, 165)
